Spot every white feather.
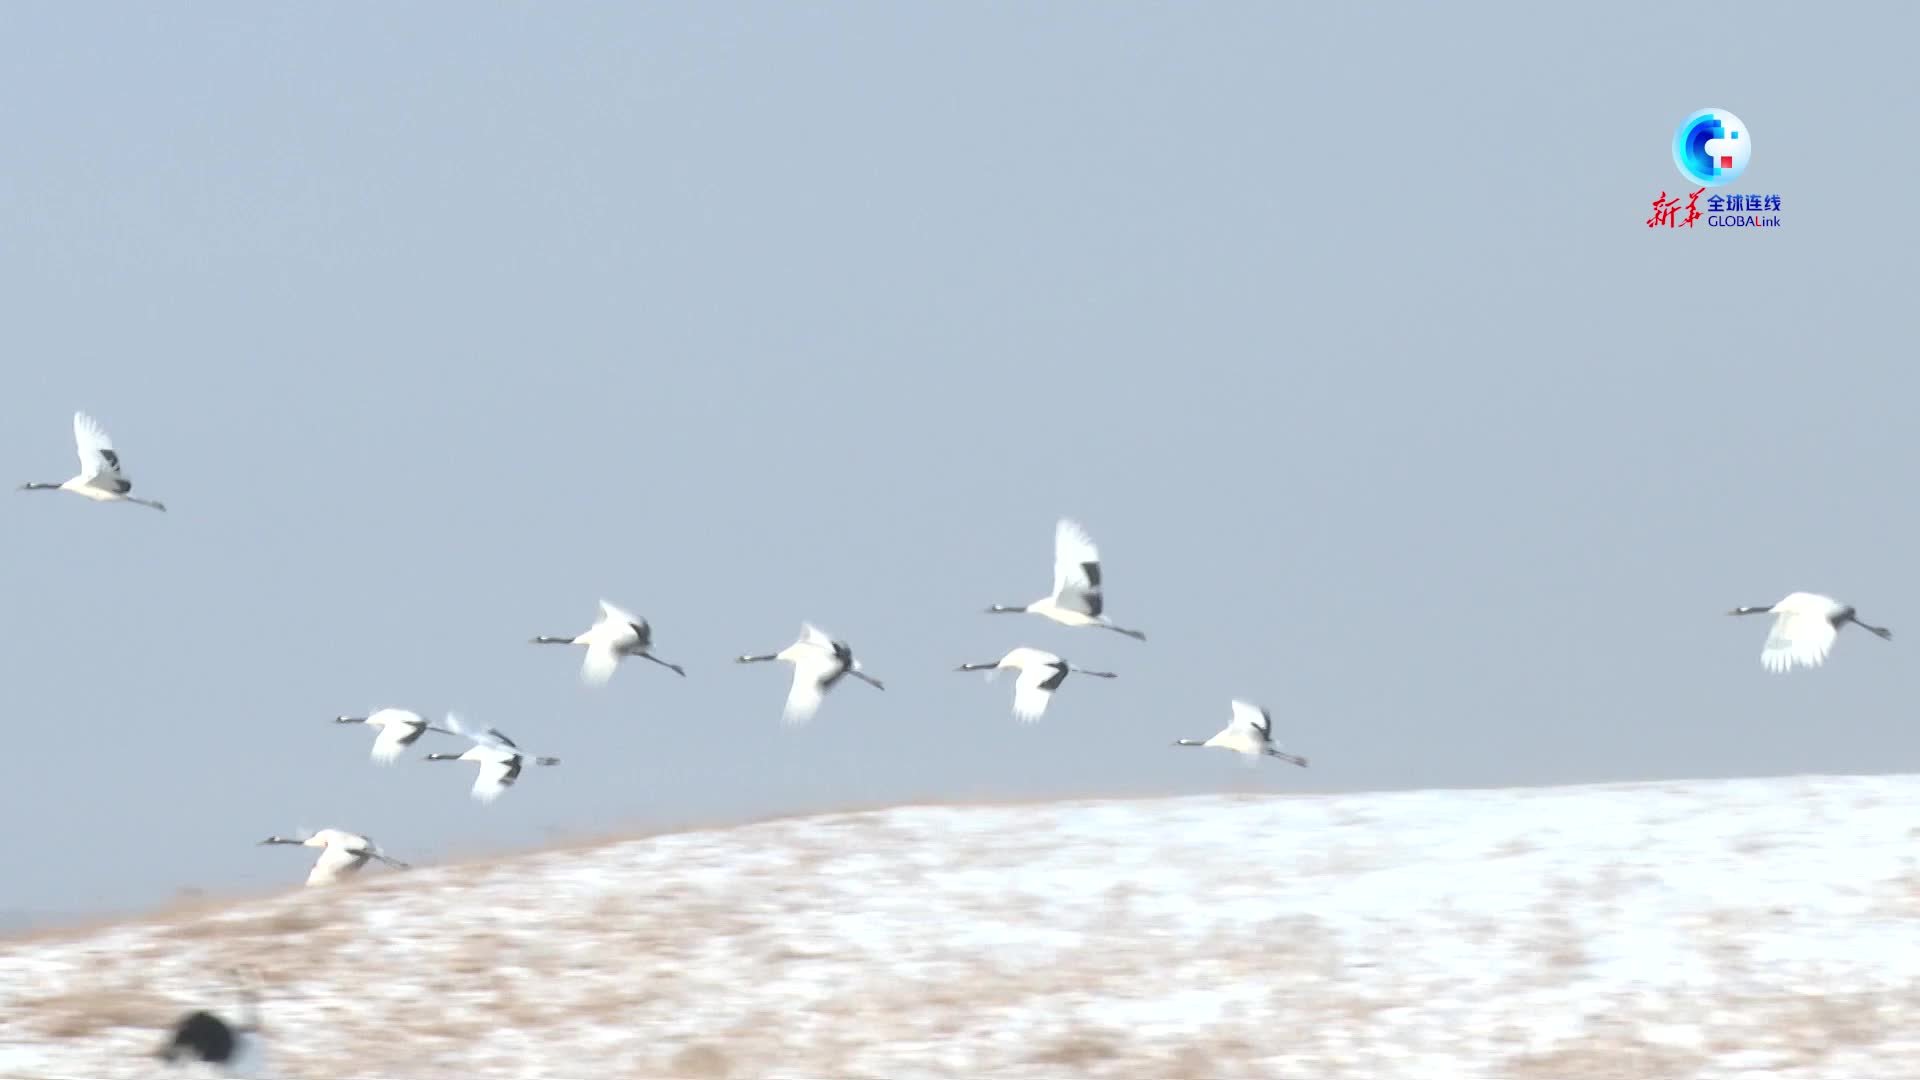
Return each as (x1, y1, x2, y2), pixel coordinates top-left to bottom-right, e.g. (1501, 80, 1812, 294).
(581, 640, 622, 687)
(470, 757, 515, 803)
(1176, 699, 1308, 766)
(1229, 700, 1272, 739)
(960, 647, 1109, 723)
(1754, 593, 1848, 673)
(71, 411, 119, 480)
(1010, 666, 1055, 722)
(1050, 519, 1102, 617)
(363, 708, 428, 764)
(746, 622, 876, 724)
(782, 669, 829, 724)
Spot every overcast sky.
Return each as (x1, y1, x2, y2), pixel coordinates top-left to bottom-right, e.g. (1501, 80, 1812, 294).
(2, 3, 1915, 926)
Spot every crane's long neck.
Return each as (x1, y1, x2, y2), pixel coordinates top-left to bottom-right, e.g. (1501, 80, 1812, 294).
(1173, 739, 1206, 747)
(957, 662, 997, 672)
(1728, 606, 1772, 616)
(736, 654, 778, 664)
(18, 481, 60, 491)
(530, 636, 574, 645)
(986, 604, 1027, 615)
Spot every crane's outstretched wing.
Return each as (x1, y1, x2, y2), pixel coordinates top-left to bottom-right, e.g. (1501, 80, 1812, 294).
(1011, 661, 1068, 722)
(471, 755, 523, 802)
(72, 411, 127, 484)
(1050, 519, 1105, 617)
(369, 724, 416, 763)
(362, 708, 428, 763)
(444, 713, 519, 753)
(1229, 700, 1273, 743)
(1763, 612, 1838, 673)
(582, 640, 623, 686)
(782, 658, 834, 724)
(598, 599, 643, 628)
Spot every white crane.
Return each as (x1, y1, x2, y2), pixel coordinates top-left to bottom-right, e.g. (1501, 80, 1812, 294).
(257, 828, 409, 886)
(1173, 700, 1309, 766)
(955, 646, 1116, 721)
(531, 599, 684, 685)
(18, 410, 167, 511)
(987, 518, 1145, 640)
(423, 715, 561, 802)
(334, 708, 454, 763)
(735, 622, 884, 723)
(1728, 591, 1893, 672)
(155, 968, 266, 1078)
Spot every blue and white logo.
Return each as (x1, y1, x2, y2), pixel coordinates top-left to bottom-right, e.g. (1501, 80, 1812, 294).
(1672, 108, 1751, 187)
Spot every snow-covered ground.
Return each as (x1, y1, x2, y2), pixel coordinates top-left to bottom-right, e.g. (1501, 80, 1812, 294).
(6, 774, 1920, 1079)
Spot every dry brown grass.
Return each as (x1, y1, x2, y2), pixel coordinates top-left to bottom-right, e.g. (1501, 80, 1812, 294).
(438, 788, 1205, 866)
(10, 780, 1920, 1079)
(0, 789, 1267, 953)
(1504, 1034, 1709, 1080)
(17, 985, 173, 1039)
(1026, 1025, 1129, 1068)
(1867, 867, 1920, 919)
(664, 1043, 734, 1079)
(157, 903, 337, 944)
(0, 883, 294, 948)
(1531, 910, 1591, 979)
(1494, 833, 1541, 858)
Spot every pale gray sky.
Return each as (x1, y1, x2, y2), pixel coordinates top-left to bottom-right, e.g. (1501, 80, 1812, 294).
(3, 3, 1915, 927)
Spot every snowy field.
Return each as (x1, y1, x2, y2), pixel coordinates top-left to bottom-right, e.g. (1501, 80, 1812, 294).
(6, 774, 1920, 1079)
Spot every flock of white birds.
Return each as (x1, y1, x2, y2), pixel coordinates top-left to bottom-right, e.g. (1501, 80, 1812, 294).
(17, 410, 1900, 887)
(14, 408, 1903, 1074)
(18, 411, 1323, 891)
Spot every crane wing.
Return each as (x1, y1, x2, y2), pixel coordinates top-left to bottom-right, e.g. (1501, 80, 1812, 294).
(366, 707, 423, 728)
(471, 754, 521, 802)
(581, 640, 623, 686)
(1763, 611, 1837, 673)
(72, 411, 127, 482)
(445, 715, 529, 754)
(1003, 646, 1059, 669)
(1050, 519, 1105, 617)
(782, 658, 834, 724)
(1229, 700, 1273, 742)
(369, 722, 419, 763)
(598, 599, 643, 629)
(1011, 662, 1066, 722)
(307, 845, 368, 885)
